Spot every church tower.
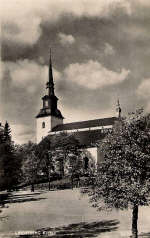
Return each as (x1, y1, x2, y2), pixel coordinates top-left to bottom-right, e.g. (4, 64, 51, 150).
(36, 51, 64, 143)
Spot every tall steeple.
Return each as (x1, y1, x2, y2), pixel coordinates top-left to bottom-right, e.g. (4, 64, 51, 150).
(36, 50, 64, 143)
(36, 50, 63, 119)
(46, 49, 55, 96)
(116, 99, 122, 118)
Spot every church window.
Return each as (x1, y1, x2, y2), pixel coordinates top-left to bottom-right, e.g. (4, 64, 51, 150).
(42, 122, 45, 128)
(45, 101, 48, 107)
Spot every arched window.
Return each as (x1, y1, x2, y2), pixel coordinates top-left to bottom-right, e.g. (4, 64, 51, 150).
(42, 122, 45, 128)
(45, 101, 49, 107)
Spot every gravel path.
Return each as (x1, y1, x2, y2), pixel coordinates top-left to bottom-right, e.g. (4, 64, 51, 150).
(0, 189, 150, 237)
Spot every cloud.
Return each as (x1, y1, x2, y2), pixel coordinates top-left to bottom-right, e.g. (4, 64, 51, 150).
(136, 78, 150, 113)
(11, 124, 35, 144)
(62, 104, 116, 123)
(1, 60, 61, 93)
(1, 0, 131, 45)
(1, 1, 42, 45)
(123, 24, 150, 42)
(58, 33, 75, 46)
(1, 60, 47, 93)
(2, 18, 41, 45)
(134, 0, 150, 7)
(104, 43, 115, 56)
(136, 79, 150, 99)
(64, 60, 130, 89)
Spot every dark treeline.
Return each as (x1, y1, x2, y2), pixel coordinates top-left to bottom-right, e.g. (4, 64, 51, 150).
(19, 132, 95, 192)
(0, 126, 95, 192)
(0, 122, 22, 191)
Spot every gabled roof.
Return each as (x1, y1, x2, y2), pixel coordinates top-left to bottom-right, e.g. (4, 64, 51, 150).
(72, 129, 106, 147)
(52, 117, 117, 132)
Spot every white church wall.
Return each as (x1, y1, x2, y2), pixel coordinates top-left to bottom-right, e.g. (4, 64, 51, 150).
(85, 147, 105, 166)
(86, 147, 98, 164)
(51, 116, 63, 130)
(36, 116, 51, 143)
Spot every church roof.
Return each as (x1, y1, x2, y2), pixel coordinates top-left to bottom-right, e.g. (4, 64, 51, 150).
(36, 108, 64, 119)
(52, 117, 117, 132)
(72, 129, 106, 147)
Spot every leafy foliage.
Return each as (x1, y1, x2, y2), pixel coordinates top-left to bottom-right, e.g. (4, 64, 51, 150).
(37, 132, 82, 176)
(19, 133, 96, 190)
(35, 132, 85, 188)
(83, 109, 150, 236)
(19, 141, 39, 191)
(85, 110, 150, 211)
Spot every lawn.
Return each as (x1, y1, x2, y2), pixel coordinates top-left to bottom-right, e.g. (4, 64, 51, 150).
(0, 189, 150, 238)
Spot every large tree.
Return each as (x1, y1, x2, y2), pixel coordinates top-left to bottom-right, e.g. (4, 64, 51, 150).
(51, 132, 83, 187)
(36, 136, 56, 190)
(39, 150, 55, 191)
(21, 141, 39, 192)
(51, 132, 81, 177)
(37, 132, 83, 188)
(84, 109, 150, 238)
(0, 122, 22, 191)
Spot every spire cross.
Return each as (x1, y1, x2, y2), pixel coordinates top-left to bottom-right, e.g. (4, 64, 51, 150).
(46, 48, 55, 96)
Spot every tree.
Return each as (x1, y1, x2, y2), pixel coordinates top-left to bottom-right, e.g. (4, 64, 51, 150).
(66, 150, 83, 188)
(21, 141, 39, 192)
(0, 124, 4, 144)
(51, 132, 80, 177)
(36, 137, 56, 190)
(0, 122, 22, 191)
(37, 132, 83, 188)
(3, 121, 11, 143)
(41, 150, 55, 190)
(51, 132, 83, 187)
(1, 146, 22, 191)
(84, 109, 150, 238)
(81, 149, 96, 174)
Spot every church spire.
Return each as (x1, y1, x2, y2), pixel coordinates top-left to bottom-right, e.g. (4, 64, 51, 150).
(46, 49, 55, 96)
(116, 99, 122, 118)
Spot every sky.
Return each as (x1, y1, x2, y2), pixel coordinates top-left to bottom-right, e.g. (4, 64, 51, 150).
(1, 0, 150, 144)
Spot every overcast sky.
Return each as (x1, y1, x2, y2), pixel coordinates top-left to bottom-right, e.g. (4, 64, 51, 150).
(1, 0, 150, 144)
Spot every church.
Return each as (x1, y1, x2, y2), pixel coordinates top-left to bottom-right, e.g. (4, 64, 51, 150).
(36, 52, 120, 164)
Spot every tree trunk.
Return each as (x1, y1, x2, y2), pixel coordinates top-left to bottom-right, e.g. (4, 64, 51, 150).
(48, 178, 51, 191)
(59, 159, 64, 178)
(71, 175, 74, 190)
(61, 159, 64, 178)
(132, 204, 138, 238)
(77, 175, 80, 188)
(31, 183, 34, 192)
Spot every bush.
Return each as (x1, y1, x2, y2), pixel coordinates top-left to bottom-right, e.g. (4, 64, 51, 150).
(0, 192, 9, 206)
(35, 177, 71, 190)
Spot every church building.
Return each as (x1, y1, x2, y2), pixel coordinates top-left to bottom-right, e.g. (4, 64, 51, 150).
(36, 52, 120, 164)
